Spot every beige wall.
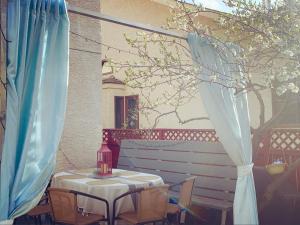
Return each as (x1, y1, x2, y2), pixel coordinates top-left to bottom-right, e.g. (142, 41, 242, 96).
(101, 0, 211, 129)
(56, 0, 102, 171)
(100, 0, 272, 130)
(102, 83, 126, 128)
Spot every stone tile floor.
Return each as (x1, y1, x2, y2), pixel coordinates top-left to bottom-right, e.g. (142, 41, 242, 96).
(14, 216, 168, 225)
(13, 209, 207, 225)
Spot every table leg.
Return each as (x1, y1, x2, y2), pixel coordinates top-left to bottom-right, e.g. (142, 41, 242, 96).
(221, 210, 227, 225)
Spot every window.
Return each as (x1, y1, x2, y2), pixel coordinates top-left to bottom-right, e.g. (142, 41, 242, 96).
(114, 95, 139, 129)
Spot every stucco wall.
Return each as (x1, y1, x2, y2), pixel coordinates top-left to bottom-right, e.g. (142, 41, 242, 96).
(101, 0, 272, 130)
(56, 0, 102, 171)
(102, 83, 126, 128)
(100, 0, 214, 129)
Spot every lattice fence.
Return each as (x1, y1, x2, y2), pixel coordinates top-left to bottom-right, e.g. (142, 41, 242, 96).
(104, 128, 300, 192)
(103, 128, 300, 167)
(104, 128, 300, 151)
(103, 129, 219, 167)
(270, 129, 300, 152)
(254, 129, 300, 164)
(103, 128, 218, 145)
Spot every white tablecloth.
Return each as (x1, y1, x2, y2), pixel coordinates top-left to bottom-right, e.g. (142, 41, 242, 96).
(51, 168, 164, 220)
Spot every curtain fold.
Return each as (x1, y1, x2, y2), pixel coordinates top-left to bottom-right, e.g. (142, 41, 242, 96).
(187, 33, 259, 225)
(0, 0, 69, 221)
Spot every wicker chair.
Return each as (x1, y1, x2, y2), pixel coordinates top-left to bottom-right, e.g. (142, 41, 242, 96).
(167, 176, 196, 225)
(48, 188, 110, 225)
(112, 185, 169, 225)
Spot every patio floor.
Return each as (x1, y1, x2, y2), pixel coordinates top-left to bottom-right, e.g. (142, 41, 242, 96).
(13, 216, 176, 225)
(14, 216, 125, 225)
(13, 212, 212, 225)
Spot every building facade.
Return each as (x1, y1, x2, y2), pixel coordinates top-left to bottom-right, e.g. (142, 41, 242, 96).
(100, 0, 273, 130)
(57, 0, 102, 171)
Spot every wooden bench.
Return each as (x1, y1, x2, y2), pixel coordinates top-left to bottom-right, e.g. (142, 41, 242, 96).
(118, 140, 237, 225)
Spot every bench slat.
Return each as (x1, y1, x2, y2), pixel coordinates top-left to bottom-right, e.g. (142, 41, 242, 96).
(193, 188, 234, 202)
(118, 166, 236, 192)
(121, 140, 228, 154)
(120, 148, 234, 166)
(118, 157, 237, 179)
(170, 185, 234, 202)
(193, 196, 233, 210)
(169, 191, 233, 210)
(119, 140, 236, 211)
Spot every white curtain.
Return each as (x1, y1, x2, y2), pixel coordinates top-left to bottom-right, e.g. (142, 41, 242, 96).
(187, 33, 259, 225)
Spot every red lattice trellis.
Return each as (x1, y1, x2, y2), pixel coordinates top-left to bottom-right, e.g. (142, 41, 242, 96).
(254, 128, 300, 192)
(254, 128, 300, 165)
(103, 128, 219, 145)
(105, 128, 300, 192)
(103, 128, 300, 168)
(103, 129, 218, 167)
(270, 129, 300, 152)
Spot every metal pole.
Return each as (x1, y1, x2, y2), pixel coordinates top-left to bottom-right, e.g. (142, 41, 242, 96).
(67, 5, 187, 40)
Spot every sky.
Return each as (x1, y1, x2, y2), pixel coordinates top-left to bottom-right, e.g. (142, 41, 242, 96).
(184, 0, 264, 12)
(186, 0, 230, 12)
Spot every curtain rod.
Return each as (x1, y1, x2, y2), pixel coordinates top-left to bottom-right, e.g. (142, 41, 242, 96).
(67, 5, 187, 40)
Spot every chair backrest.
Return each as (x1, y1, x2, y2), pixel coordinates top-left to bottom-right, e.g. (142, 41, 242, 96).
(119, 140, 237, 203)
(179, 176, 196, 208)
(48, 188, 77, 224)
(137, 185, 169, 222)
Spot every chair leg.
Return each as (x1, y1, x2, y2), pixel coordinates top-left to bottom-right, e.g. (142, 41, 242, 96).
(47, 214, 53, 225)
(177, 212, 181, 225)
(33, 216, 38, 225)
(25, 215, 33, 225)
(50, 218, 56, 225)
(162, 218, 168, 225)
(221, 210, 227, 225)
(167, 213, 177, 225)
(38, 215, 42, 225)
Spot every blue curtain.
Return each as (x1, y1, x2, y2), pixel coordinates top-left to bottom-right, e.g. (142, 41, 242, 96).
(0, 0, 69, 221)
